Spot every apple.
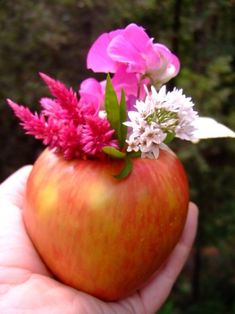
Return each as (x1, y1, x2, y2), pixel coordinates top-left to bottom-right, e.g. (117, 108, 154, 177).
(23, 148, 189, 301)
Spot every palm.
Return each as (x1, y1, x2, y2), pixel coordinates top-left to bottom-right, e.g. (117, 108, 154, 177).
(0, 166, 198, 314)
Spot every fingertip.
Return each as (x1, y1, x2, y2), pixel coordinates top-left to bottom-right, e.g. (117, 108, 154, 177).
(17, 165, 33, 177)
(188, 201, 199, 228)
(179, 201, 199, 249)
(189, 201, 199, 216)
(0, 165, 33, 207)
(0, 165, 33, 185)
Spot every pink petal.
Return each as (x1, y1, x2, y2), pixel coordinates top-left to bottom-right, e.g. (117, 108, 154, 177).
(79, 78, 103, 116)
(111, 65, 150, 109)
(79, 78, 103, 106)
(108, 35, 146, 73)
(122, 23, 150, 53)
(145, 40, 161, 70)
(108, 24, 155, 73)
(112, 65, 139, 96)
(167, 54, 180, 77)
(155, 44, 180, 77)
(143, 43, 180, 84)
(39, 72, 79, 113)
(87, 30, 122, 73)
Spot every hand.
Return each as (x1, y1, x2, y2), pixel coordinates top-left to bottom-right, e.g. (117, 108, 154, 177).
(0, 166, 198, 314)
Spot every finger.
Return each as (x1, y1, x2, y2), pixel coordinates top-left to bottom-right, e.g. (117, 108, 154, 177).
(139, 202, 198, 313)
(0, 204, 51, 276)
(0, 166, 51, 276)
(0, 165, 33, 208)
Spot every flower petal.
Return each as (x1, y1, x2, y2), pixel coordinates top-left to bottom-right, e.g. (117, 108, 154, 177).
(79, 78, 103, 106)
(149, 44, 180, 83)
(107, 24, 150, 73)
(122, 23, 150, 52)
(192, 117, 235, 141)
(87, 30, 122, 72)
(108, 34, 145, 73)
(112, 65, 139, 96)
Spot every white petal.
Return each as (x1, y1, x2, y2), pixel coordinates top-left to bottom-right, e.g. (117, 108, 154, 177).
(123, 121, 135, 128)
(192, 117, 235, 142)
(128, 111, 140, 122)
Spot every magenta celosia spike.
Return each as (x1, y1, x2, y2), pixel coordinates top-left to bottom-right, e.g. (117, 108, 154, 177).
(7, 74, 117, 160)
(81, 115, 117, 156)
(39, 73, 80, 116)
(7, 99, 41, 125)
(7, 98, 85, 159)
(7, 99, 58, 146)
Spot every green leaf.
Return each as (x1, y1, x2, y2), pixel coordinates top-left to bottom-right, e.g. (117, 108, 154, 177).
(104, 76, 128, 150)
(118, 89, 128, 149)
(104, 74, 120, 136)
(127, 151, 141, 158)
(114, 156, 133, 179)
(102, 146, 126, 159)
(164, 131, 175, 144)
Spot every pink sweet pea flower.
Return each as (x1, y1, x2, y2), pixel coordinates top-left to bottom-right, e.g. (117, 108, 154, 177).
(79, 78, 103, 114)
(146, 43, 180, 85)
(87, 23, 180, 86)
(111, 65, 149, 109)
(79, 65, 148, 111)
(111, 65, 139, 97)
(87, 29, 122, 73)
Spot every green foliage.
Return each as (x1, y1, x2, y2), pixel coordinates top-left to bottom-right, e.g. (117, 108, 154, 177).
(103, 76, 132, 179)
(164, 131, 176, 144)
(114, 156, 132, 179)
(102, 146, 126, 159)
(104, 75, 128, 149)
(119, 90, 128, 149)
(177, 56, 234, 120)
(104, 75, 120, 138)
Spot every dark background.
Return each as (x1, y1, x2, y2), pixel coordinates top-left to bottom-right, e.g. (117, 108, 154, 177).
(0, 1, 235, 313)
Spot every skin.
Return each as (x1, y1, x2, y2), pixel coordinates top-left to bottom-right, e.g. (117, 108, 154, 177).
(0, 165, 198, 314)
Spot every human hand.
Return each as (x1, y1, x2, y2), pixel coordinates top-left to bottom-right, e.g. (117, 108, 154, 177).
(0, 166, 198, 314)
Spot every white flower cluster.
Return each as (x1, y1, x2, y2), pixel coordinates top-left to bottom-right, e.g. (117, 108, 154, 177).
(124, 85, 198, 159)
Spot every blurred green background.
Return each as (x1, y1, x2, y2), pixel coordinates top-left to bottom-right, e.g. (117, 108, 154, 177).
(0, 0, 234, 313)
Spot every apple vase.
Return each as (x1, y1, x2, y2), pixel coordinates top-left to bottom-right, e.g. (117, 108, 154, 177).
(23, 148, 189, 301)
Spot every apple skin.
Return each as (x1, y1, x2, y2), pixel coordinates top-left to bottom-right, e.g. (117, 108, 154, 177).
(23, 148, 189, 301)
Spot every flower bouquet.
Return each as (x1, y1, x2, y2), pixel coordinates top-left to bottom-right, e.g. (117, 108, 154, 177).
(7, 24, 235, 301)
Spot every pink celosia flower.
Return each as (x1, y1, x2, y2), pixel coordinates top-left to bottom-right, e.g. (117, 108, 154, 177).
(87, 23, 180, 86)
(7, 74, 117, 160)
(57, 122, 83, 159)
(40, 73, 82, 121)
(81, 115, 118, 157)
(7, 99, 61, 148)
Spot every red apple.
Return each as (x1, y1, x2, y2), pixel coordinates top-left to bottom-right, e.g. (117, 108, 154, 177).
(23, 148, 189, 301)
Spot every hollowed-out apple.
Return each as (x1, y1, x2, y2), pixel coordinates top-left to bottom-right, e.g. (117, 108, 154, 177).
(23, 148, 189, 301)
